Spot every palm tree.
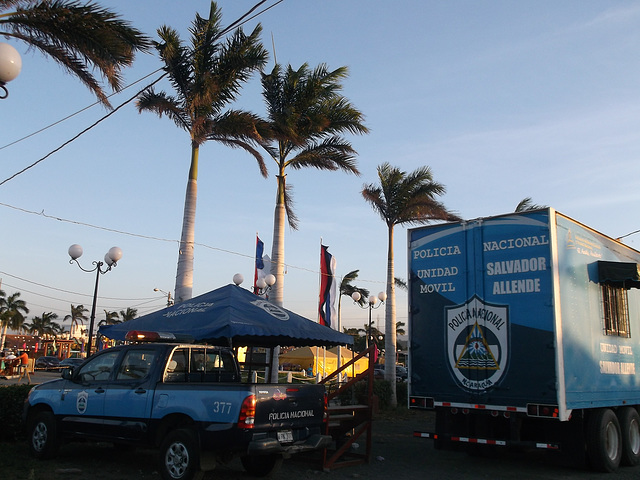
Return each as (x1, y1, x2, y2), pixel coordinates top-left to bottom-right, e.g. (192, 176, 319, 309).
(24, 312, 58, 337)
(336, 270, 370, 367)
(64, 304, 88, 337)
(137, 2, 269, 303)
(99, 310, 120, 326)
(362, 163, 459, 406)
(515, 197, 546, 212)
(119, 307, 137, 322)
(0, 0, 149, 107)
(0, 291, 29, 350)
(259, 62, 369, 307)
(343, 326, 367, 353)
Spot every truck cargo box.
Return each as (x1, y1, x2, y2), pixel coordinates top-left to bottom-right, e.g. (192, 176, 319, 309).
(408, 208, 640, 421)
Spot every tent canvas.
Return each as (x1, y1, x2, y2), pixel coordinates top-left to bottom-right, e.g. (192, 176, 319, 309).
(99, 284, 353, 348)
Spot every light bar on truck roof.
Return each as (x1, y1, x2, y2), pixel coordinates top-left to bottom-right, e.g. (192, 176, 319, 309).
(125, 330, 195, 343)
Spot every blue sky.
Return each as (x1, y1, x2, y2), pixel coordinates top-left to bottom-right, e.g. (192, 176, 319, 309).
(2, 1, 640, 335)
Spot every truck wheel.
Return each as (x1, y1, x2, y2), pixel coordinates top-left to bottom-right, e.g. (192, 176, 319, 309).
(587, 409, 622, 472)
(28, 411, 58, 459)
(617, 407, 640, 466)
(241, 454, 283, 477)
(159, 429, 203, 480)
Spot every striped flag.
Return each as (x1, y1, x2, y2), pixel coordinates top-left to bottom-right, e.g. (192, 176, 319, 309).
(318, 245, 337, 328)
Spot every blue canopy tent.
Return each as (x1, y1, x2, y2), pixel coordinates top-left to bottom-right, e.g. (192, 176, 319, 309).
(99, 284, 353, 348)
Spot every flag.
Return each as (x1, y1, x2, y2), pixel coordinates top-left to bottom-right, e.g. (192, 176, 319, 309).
(254, 236, 265, 294)
(253, 236, 272, 295)
(318, 245, 337, 328)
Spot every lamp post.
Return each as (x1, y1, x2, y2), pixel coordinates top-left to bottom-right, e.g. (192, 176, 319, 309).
(0, 43, 22, 99)
(68, 244, 122, 357)
(233, 273, 277, 381)
(351, 291, 387, 352)
(233, 273, 276, 296)
(154, 288, 174, 307)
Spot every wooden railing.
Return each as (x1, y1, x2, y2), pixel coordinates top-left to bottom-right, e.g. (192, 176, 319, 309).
(319, 345, 375, 471)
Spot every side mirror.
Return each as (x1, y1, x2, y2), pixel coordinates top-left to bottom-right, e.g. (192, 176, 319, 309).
(61, 367, 73, 380)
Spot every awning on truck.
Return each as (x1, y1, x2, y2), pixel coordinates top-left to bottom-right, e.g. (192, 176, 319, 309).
(597, 261, 640, 288)
(98, 284, 353, 348)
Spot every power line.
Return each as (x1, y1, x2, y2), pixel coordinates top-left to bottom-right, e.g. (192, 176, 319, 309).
(0, 0, 283, 182)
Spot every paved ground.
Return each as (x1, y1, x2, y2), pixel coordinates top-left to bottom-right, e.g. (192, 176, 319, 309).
(5, 371, 640, 480)
(1, 369, 58, 385)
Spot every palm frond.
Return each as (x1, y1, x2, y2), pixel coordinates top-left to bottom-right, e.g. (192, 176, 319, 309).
(284, 182, 299, 230)
(1, 0, 150, 106)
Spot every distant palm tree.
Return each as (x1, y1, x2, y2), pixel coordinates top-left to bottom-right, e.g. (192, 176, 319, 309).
(64, 304, 88, 337)
(362, 163, 459, 406)
(515, 197, 547, 212)
(343, 327, 366, 353)
(258, 63, 369, 308)
(137, 1, 269, 303)
(396, 321, 406, 336)
(0, 291, 29, 349)
(99, 310, 120, 326)
(336, 270, 370, 365)
(119, 307, 137, 322)
(25, 312, 58, 337)
(0, 0, 150, 107)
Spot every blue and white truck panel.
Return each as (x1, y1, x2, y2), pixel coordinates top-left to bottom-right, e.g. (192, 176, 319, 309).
(409, 209, 640, 417)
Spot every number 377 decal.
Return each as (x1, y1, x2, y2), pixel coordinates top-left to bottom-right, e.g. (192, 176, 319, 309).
(212, 401, 232, 414)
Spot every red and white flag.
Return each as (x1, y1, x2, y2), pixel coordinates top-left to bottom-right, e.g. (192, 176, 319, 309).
(318, 245, 337, 328)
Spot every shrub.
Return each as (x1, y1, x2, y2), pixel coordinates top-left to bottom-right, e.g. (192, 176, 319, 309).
(337, 379, 404, 410)
(0, 384, 33, 441)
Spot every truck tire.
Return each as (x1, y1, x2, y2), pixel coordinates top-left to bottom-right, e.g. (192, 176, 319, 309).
(241, 454, 283, 477)
(159, 429, 203, 480)
(587, 409, 622, 472)
(28, 411, 58, 459)
(617, 407, 640, 466)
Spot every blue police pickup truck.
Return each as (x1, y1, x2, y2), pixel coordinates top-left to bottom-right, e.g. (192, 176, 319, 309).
(24, 340, 331, 480)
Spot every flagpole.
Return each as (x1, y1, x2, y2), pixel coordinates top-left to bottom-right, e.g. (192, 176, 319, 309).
(317, 238, 321, 380)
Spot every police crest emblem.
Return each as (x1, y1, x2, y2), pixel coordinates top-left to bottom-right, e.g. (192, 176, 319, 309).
(445, 296, 509, 392)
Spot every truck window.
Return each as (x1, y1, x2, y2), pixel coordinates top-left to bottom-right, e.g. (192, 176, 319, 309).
(77, 350, 120, 382)
(116, 349, 157, 380)
(165, 348, 188, 382)
(602, 284, 631, 337)
(186, 348, 237, 382)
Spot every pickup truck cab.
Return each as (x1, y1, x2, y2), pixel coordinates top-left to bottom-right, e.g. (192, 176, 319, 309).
(24, 342, 330, 480)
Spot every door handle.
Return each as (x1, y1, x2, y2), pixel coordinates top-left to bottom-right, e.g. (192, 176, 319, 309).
(135, 388, 147, 395)
(94, 387, 105, 394)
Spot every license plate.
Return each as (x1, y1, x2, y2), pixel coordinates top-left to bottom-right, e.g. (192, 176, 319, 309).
(277, 430, 293, 443)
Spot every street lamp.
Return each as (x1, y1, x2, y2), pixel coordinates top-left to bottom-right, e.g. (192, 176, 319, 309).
(352, 291, 387, 351)
(154, 288, 174, 307)
(0, 43, 22, 99)
(233, 272, 276, 296)
(233, 272, 277, 381)
(68, 244, 122, 357)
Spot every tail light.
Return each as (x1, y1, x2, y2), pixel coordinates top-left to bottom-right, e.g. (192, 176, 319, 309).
(527, 404, 559, 418)
(238, 395, 256, 429)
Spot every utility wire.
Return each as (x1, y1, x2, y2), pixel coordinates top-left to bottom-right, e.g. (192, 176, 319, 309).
(0, 69, 163, 151)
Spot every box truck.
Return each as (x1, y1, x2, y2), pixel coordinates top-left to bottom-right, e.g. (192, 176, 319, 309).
(408, 208, 640, 471)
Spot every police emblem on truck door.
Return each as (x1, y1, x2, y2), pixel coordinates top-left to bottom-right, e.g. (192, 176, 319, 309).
(445, 296, 509, 392)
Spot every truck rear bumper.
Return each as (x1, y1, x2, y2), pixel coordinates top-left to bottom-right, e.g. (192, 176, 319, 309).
(248, 434, 332, 455)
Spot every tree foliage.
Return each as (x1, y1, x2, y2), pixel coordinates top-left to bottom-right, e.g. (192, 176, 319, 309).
(0, 0, 150, 107)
